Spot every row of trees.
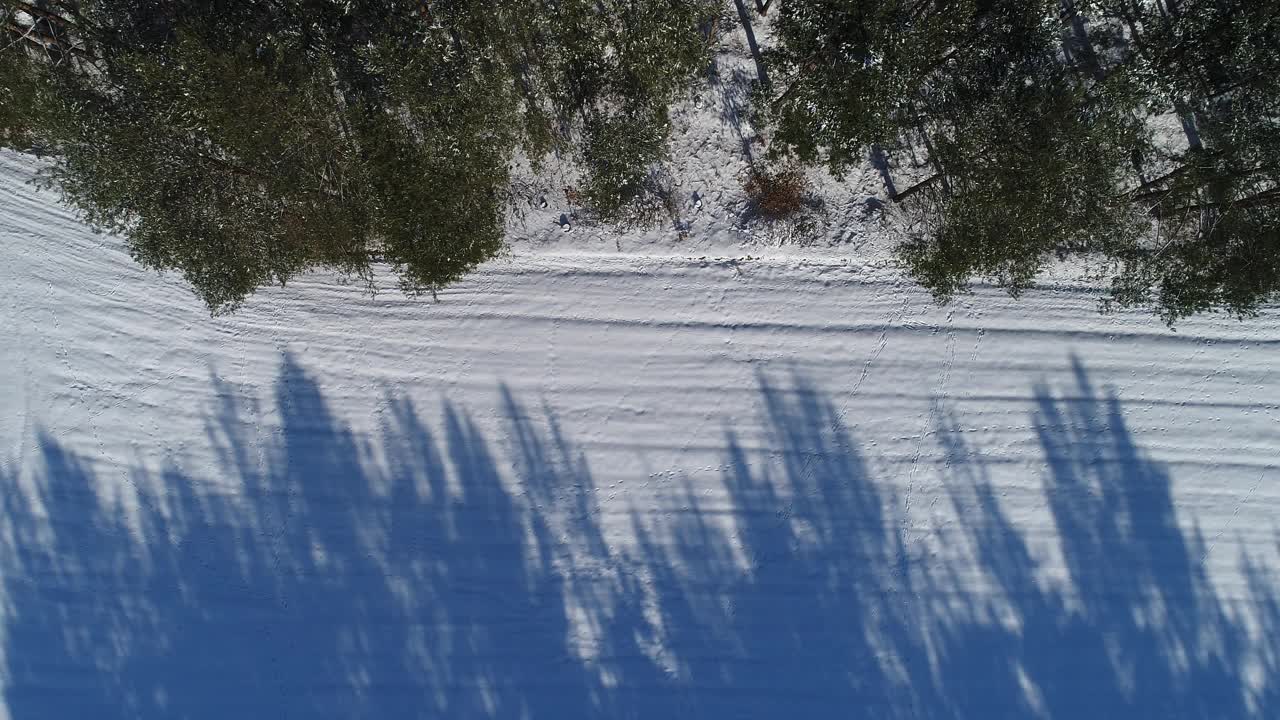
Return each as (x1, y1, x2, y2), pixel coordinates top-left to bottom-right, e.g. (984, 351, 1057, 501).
(1, 0, 719, 312)
(3, 0, 1278, 322)
(765, 0, 1280, 322)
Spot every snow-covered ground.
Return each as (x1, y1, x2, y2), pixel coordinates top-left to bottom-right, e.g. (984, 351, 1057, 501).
(3, 130, 1280, 720)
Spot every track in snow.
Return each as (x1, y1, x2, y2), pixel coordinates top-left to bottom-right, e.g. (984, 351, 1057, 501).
(3, 152, 1280, 718)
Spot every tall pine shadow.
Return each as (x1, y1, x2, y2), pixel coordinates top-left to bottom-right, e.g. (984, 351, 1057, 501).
(0, 355, 1275, 718)
(624, 371, 919, 715)
(929, 357, 1277, 718)
(0, 354, 600, 718)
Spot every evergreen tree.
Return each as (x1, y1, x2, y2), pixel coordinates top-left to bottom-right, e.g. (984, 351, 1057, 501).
(553, 0, 719, 226)
(762, 0, 1280, 322)
(1101, 0, 1280, 321)
(900, 63, 1148, 300)
(765, 0, 1057, 175)
(0, 0, 716, 312)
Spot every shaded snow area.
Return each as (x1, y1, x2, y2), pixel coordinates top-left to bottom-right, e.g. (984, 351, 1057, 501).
(3, 150, 1280, 719)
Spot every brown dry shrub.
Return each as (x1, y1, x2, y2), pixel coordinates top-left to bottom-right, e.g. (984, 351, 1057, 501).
(742, 165, 810, 221)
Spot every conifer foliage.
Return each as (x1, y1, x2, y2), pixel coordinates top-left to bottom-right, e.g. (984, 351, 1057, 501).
(762, 0, 1280, 322)
(0, 0, 717, 313)
(5, 1, 1279, 323)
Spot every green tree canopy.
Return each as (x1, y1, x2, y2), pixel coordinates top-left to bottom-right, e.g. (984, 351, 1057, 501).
(762, 0, 1280, 323)
(1, 0, 717, 312)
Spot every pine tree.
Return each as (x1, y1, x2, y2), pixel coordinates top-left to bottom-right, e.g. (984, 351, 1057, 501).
(550, 0, 719, 227)
(762, 0, 1280, 322)
(1101, 0, 1280, 321)
(765, 0, 1057, 175)
(0, 0, 717, 312)
(899, 62, 1148, 300)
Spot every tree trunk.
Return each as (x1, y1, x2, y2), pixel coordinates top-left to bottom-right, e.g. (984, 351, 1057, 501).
(870, 144, 898, 198)
(1155, 186, 1280, 216)
(769, 58, 817, 110)
(891, 173, 942, 203)
(9, 1, 69, 26)
(733, 0, 769, 87)
(1060, 0, 1106, 81)
(1124, 162, 1196, 199)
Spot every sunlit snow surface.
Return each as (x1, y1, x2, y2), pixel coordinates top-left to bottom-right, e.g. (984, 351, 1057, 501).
(3, 151, 1279, 718)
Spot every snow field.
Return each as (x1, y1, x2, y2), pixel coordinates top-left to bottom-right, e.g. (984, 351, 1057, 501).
(3, 147, 1280, 717)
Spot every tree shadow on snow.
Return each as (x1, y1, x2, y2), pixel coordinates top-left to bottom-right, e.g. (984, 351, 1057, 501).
(0, 355, 1275, 718)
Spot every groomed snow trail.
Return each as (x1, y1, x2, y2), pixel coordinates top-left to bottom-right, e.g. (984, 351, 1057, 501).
(3, 152, 1280, 718)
